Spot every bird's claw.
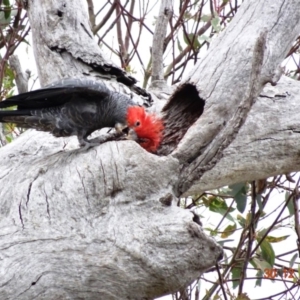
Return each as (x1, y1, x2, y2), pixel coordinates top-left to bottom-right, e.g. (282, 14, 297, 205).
(78, 130, 129, 151)
(78, 141, 98, 151)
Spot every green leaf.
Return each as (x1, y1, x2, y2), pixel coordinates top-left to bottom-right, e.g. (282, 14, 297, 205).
(250, 257, 272, 271)
(0, 11, 11, 28)
(236, 293, 250, 300)
(290, 253, 298, 268)
(257, 226, 281, 238)
(231, 264, 242, 289)
(235, 193, 247, 213)
(3, 65, 15, 96)
(228, 183, 248, 213)
(5, 135, 12, 143)
(211, 16, 219, 27)
(183, 11, 192, 20)
(221, 0, 230, 5)
(203, 195, 235, 222)
(2, 0, 11, 20)
(228, 183, 245, 196)
(264, 235, 289, 243)
(204, 227, 218, 237)
(4, 6, 11, 20)
(255, 269, 263, 287)
(251, 257, 272, 286)
(177, 38, 183, 52)
(201, 14, 211, 22)
(204, 195, 232, 211)
(217, 239, 234, 246)
(259, 240, 275, 267)
(221, 223, 237, 238)
(237, 214, 246, 228)
(224, 211, 235, 222)
(209, 207, 235, 223)
(285, 192, 294, 216)
(199, 34, 211, 42)
(256, 194, 263, 212)
(211, 16, 221, 32)
(183, 32, 200, 49)
(277, 267, 283, 278)
(251, 259, 273, 286)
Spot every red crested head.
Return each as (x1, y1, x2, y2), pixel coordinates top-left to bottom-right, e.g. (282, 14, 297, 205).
(126, 106, 164, 152)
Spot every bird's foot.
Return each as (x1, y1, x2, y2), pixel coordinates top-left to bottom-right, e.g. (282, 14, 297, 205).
(78, 141, 99, 151)
(78, 131, 127, 151)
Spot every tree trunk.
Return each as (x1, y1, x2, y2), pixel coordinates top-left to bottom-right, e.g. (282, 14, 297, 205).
(0, 0, 300, 299)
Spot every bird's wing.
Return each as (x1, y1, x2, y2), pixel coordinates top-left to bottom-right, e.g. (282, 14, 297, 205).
(0, 78, 113, 110)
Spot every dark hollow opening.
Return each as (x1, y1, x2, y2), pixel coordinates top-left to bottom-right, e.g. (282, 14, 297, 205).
(158, 84, 205, 155)
(57, 10, 63, 17)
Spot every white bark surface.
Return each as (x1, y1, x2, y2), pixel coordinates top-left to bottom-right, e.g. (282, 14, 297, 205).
(1, 0, 300, 299)
(172, 0, 300, 195)
(0, 133, 221, 299)
(27, 0, 110, 86)
(189, 76, 300, 194)
(150, 0, 173, 90)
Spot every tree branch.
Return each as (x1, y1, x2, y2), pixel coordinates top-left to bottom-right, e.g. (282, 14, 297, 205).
(183, 76, 300, 195)
(178, 30, 267, 194)
(149, 0, 173, 90)
(124, 0, 135, 52)
(160, 0, 300, 195)
(9, 55, 30, 93)
(86, 0, 96, 30)
(93, 1, 117, 34)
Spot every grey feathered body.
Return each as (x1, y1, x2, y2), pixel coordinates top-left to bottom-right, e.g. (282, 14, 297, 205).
(0, 78, 135, 145)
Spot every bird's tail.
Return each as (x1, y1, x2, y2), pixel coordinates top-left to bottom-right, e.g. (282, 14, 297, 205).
(0, 109, 31, 123)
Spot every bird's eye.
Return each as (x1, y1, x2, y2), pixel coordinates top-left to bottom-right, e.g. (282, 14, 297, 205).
(135, 121, 140, 127)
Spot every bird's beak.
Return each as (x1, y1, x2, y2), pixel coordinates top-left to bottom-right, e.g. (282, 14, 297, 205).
(115, 123, 138, 141)
(126, 128, 149, 148)
(125, 128, 138, 141)
(115, 123, 128, 134)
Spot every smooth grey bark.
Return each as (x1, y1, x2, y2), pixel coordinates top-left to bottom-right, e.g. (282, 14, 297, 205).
(9, 55, 30, 94)
(1, 0, 300, 299)
(149, 0, 173, 90)
(0, 123, 6, 146)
